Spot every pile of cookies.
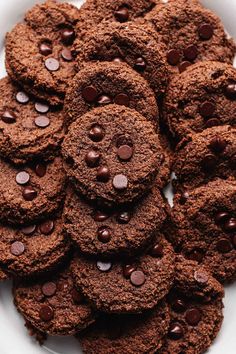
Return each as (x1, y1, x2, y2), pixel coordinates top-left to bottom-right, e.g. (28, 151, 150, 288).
(0, 0, 235, 353)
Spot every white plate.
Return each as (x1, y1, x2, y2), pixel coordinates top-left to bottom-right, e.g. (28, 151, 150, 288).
(0, 1, 235, 353)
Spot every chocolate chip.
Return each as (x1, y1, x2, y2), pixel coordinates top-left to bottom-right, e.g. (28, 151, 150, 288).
(123, 264, 136, 279)
(225, 83, 236, 99)
(39, 305, 54, 322)
(35, 163, 47, 177)
(217, 239, 233, 253)
(35, 102, 49, 114)
(215, 211, 230, 225)
(10, 241, 25, 256)
(113, 174, 128, 190)
(2, 110, 16, 124)
(114, 7, 129, 22)
(93, 210, 110, 222)
(201, 154, 217, 172)
(61, 48, 73, 61)
(199, 101, 216, 118)
(205, 118, 220, 128)
(179, 191, 189, 205)
(183, 45, 198, 61)
(21, 224, 36, 235)
(97, 95, 112, 105)
(172, 299, 187, 313)
(88, 124, 104, 142)
(117, 145, 133, 161)
(179, 61, 191, 73)
(16, 171, 30, 185)
(97, 227, 111, 243)
(114, 93, 130, 107)
(41, 282, 57, 297)
(134, 57, 146, 72)
(22, 186, 37, 201)
(45, 58, 60, 72)
(130, 270, 145, 286)
(167, 49, 181, 66)
(71, 288, 83, 304)
(116, 211, 131, 224)
(96, 166, 110, 183)
(198, 23, 214, 40)
(188, 249, 204, 263)
(194, 270, 209, 284)
(60, 28, 75, 44)
(82, 86, 98, 103)
(113, 57, 123, 63)
(185, 308, 201, 326)
(16, 91, 29, 104)
(35, 116, 50, 128)
(150, 244, 164, 258)
(209, 137, 227, 154)
(39, 42, 52, 56)
(97, 261, 112, 272)
(224, 218, 236, 232)
(39, 220, 54, 235)
(168, 323, 184, 340)
(85, 150, 101, 167)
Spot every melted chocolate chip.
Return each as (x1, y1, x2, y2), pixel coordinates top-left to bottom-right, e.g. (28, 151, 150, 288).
(22, 186, 37, 201)
(179, 191, 189, 205)
(179, 61, 191, 73)
(60, 28, 75, 44)
(185, 308, 201, 326)
(167, 49, 181, 66)
(123, 264, 136, 279)
(199, 101, 216, 118)
(198, 23, 214, 40)
(114, 93, 130, 107)
(150, 244, 164, 258)
(39, 42, 52, 56)
(35, 163, 47, 177)
(172, 299, 187, 313)
(71, 288, 83, 303)
(61, 48, 73, 61)
(35, 102, 49, 114)
(97, 95, 112, 105)
(39, 220, 54, 235)
(134, 57, 146, 71)
(225, 83, 236, 99)
(93, 210, 110, 222)
(21, 224, 36, 235)
(168, 323, 184, 340)
(216, 239, 233, 253)
(116, 211, 131, 224)
(117, 145, 133, 161)
(215, 211, 230, 225)
(205, 118, 220, 128)
(183, 45, 198, 61)
(88, 124, 104, 142)
(224, 218, 236, 232)
(209, 137, 227, 154)
(113, 174, 128, 191)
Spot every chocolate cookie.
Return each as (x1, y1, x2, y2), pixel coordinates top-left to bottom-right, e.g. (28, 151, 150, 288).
(5, 0, 79, 105)
(78, 300, 170, 354)
(74, 21, 169, 98)
(161, 257, 224, 354)
(0, 77, 64, 164)
(71, 234, 175, 313)
(13, 264, 95, 336)
(62, 105, 164, 205)
(0, 216, 70, 278)
(65, 61, 158, 127)
(77, 0, 158, 36)
(0, 157, 66, 225)
(170, 179, 236, 283)
(145, 0, 236, 74)
(164, 61, 236, 141)
(173, 125, 236, 190)
(63, 185, 169, 257)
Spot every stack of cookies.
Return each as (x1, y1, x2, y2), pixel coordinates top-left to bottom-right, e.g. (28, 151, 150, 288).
(0, 0, 235, 353)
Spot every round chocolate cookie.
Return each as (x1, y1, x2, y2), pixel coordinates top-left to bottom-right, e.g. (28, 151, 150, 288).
(65, 61, 158, 127)
(0, 77, 64, 164)
(0, 157, 66, 225)
(161, 257, 224, 354)
(164, 61, 236, 141)
(173, 125, 236, 190)
(145, 0, 236, 74)
(5, 1, 79, 105)
(77, 0, 158, 35)
(0, 216, 70, 278)
(13, 264, 95, 336)
(62, 105, 163, 205)
(78, 300, 170, 354)
(63, 185, 169, 257)
(170, 179, 236, 283)
(74, 21, 169, 98)
(71, 234, 175, 313)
